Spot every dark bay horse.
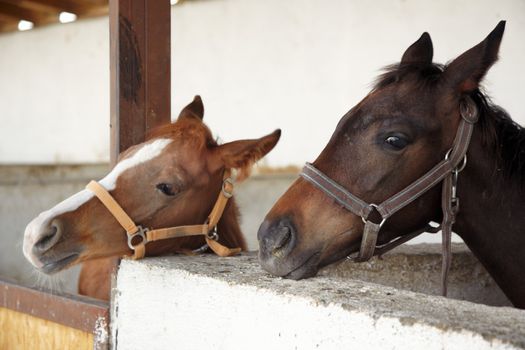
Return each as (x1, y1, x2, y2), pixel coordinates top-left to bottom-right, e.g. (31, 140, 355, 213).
(258, 21, 525, 308)
(23, 96, 281, 300)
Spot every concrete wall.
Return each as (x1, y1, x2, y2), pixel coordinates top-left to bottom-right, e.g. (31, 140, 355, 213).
(1, 0, 524, 166)
(111, 254, 524, 350)
(0, 18, 109, 164)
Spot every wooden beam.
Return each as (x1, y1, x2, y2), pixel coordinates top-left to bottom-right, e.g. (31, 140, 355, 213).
(0, 277, 108, 333)
(19, 0, 108, 16)
(0, 19, 17, 32)
(0, 1, 54, 25)
(109, 0, 171, 165)
(0, 0, 109, 34)
(0, 0, 59, 15)
(0, 11, 13, 20)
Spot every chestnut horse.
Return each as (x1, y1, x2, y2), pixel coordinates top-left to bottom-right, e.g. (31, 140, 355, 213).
(23, 96, 281, 300)
(259, 22, 525, 308)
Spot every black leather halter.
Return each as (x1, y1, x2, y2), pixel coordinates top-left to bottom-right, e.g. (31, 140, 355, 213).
(300, 97, 479, 296)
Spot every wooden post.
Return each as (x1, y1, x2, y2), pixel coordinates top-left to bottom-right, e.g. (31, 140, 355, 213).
(109, 0, 171, 166)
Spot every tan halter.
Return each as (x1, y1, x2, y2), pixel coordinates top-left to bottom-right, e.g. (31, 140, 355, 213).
(86, 170, 241, 259)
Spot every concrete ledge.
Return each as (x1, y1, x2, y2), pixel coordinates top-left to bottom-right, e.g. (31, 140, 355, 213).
(320, 243, 511, 306)
(112, 253, 525, 350)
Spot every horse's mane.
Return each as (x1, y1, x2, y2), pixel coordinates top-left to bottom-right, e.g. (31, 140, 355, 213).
(471, 90, 525, 181)
(373, 62, 525, 182)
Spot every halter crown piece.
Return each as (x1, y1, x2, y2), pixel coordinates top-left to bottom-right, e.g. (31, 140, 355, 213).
(300, 96, 479, 296)
(86, 169, 241, 260)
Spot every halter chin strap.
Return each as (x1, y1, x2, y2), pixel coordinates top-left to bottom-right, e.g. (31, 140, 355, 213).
(300, 96, 479, 296)
(86, 169, 241, 260)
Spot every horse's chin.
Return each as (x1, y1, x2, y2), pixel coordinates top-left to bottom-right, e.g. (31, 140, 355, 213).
(38, 253, 80, 274)
(259, 247, 321, 280)
(259, 234, 363, 280)
(281, 252, 322, 280)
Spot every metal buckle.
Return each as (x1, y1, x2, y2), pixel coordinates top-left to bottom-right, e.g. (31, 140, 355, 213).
(361, 203, 386, 228)
(207, 226, 219, 241)
(222, 178, 234, 198)
(127, 225, 148, 250)
(444, 149, 467, 173)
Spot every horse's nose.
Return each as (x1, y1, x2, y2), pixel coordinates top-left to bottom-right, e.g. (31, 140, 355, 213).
(258, 217, 296, 258)
(32, 221, 62, 255)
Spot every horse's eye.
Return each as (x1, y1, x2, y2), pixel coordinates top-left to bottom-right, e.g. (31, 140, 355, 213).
(384, 135, 409, 150)
(156, 183, 176, 196)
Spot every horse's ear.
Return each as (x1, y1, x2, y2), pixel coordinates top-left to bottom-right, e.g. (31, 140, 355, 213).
(400, 32, 433, 65)
(210, 129, 281, 181)
(442, 21, 505, 93)
(178, 95, 204, 120)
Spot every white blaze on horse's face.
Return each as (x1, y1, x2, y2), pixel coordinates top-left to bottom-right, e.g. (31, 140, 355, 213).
(23, 138, 172, 269)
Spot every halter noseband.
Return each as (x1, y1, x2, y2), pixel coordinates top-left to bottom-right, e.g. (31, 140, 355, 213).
(86, 169, 241, 260)
(300, 96, 479, 296)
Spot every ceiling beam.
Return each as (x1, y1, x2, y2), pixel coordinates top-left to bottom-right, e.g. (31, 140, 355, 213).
(0, 19, 17, 32)
(20, 0, 108, 17)
(0, 1, 55, 25)
(0, 0, 59, 15)
(0, 0, 109, 34)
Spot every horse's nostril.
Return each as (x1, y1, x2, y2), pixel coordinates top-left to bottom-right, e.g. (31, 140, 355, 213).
(33, 224, 61, 254)
(272, 226, 292, 252)
(258, 218, 296, 258)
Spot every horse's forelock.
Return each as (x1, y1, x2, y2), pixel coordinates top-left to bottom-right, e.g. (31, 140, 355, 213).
(146, 120, 218, 149)
(372, 62, 445, 92)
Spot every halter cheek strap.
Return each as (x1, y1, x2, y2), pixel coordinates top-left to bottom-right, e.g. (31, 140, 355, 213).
(300, 96, 479, 296)
(86, 170, 241, 260)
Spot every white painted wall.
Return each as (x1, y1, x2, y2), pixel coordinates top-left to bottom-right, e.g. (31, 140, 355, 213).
(0, 18, 109, 163)
(113, 257, 525, 350)
(0, 0, 524, 166)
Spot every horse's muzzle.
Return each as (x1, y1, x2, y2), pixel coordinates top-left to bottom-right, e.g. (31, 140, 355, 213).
(23, 216, 63, 270)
